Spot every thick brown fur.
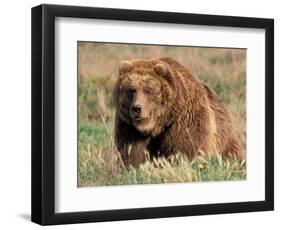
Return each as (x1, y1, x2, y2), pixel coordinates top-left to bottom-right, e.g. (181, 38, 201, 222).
(114, 57, 244, 167)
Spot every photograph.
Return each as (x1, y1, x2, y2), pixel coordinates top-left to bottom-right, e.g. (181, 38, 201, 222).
(78, 42, 247, 187)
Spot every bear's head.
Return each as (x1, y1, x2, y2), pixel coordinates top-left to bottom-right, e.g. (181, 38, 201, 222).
(114, 59, 175, 136)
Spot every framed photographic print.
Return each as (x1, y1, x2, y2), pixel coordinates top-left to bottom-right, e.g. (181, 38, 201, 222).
(31, 4, 274, 225)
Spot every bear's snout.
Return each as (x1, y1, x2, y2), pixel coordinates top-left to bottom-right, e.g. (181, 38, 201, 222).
(131, 104, 142, 117)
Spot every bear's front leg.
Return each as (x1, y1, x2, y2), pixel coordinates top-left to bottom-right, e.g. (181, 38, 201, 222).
(116, 138, 150, 168)
(114, 118, 150, 167)
(127, 140, 150, 167)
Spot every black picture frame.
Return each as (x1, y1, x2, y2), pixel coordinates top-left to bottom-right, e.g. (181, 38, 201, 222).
(31, 4, 274, 225)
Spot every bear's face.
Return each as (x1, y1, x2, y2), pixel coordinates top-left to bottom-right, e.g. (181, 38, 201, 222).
(116, 60, 171, 136)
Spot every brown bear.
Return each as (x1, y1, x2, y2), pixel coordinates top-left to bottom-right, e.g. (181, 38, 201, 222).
(113, 57, 243, 167)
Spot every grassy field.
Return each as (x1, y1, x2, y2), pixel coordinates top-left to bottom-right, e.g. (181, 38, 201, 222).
(78, 42, 246, 187)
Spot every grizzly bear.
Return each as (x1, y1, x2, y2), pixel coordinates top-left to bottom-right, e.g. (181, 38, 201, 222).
(113, 57, 243, 167)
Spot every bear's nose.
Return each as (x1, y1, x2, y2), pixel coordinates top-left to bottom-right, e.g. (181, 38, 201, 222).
(131, 105, 142, 115)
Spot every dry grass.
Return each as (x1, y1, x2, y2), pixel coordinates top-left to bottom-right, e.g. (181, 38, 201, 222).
(78, 134, 246, 187)
(78, 42, 246, 187)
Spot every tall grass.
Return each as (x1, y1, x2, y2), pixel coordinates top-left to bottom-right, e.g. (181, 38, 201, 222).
(78, 42, 246, 187)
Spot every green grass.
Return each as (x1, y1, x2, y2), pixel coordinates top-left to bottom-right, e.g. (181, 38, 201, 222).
(77, 43, 246, 187)
(78, 121, 246, 187)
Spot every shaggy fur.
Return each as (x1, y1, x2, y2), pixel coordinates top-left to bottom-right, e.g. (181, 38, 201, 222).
(114, 57, 243, 167)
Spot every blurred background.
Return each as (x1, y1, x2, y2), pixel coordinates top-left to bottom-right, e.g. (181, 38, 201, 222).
(78, 42, 246, 187)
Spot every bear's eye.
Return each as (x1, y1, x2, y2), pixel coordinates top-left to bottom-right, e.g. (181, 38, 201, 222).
(126, 88, 136, 95)
(143, 89, 153, 95)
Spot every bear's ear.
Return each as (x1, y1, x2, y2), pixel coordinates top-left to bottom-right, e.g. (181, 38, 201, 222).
(119, 61, 133, 75)
(154, 63, 168, 77)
